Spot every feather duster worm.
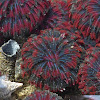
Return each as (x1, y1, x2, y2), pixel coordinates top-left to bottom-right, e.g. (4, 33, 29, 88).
(87, 0, 100, 33)
(24, 90, 63, 100)
(55, 21, 97, 50)
(71, 0, 100, 42)
(0, 0, 50, 38)
(37, 0, 71, 30)
(21, 29, 83, 91)
(78, 47, 100, 94)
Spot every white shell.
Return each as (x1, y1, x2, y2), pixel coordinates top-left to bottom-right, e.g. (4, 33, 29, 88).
(0, 75, 23, 99)
(84, 95, 100, 100)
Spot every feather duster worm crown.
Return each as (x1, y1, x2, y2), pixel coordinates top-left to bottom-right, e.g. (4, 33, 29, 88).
(87, 0, 100, 32)
(55, 21, 97, 50)
(21, 29, 83, 91)
(71, 0, 100, 42)
(24, 90, 63, 100)
(78, 47, 100, 94)
(38, 0, 71, 30)
(0, 0, 50, 38)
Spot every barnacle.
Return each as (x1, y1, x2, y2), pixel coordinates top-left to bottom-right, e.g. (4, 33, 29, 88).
(0, 0, 50, 38)
(21, 29, 83, 91)
(24, 90, 63, 100)
(78, 47, 100, 94)
(71, 0, 100, 42)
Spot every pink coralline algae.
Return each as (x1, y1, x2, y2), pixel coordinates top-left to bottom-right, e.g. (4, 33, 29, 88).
(24, 90, 63, 100)
(37, 0, 71, 30)
(78, 47, 100, 94)
(0, 0, 50, 38)
(21, 29, 83, 91)
(71, 0, 100, 42)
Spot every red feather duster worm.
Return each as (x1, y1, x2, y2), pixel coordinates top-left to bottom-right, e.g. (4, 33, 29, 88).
(21, 29, 83, 91)
(55, 21, 97, 50)
(36, 0, 71, 30)
(71, 0, 100, 42)
(77, 46, 100, 94)
(0, 0, 50, 38)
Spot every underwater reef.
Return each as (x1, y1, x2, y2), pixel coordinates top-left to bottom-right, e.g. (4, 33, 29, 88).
(0, 0, 100, 99)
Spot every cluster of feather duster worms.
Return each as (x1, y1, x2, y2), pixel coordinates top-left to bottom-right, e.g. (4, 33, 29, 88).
(0, 0, 100, 98)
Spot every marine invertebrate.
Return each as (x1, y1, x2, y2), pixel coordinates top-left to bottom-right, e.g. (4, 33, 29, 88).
(71, 0, 100, 42)
(78, 47, 100, 94)
(56, 21, 97, 50)
(21, 29, 83, 91)
(0, 0, 50, 38)
(87, 0, 100, 33)
(0, 40, 20, 81)
(24, 90, 63, 100)
(37, 0, 71, 30)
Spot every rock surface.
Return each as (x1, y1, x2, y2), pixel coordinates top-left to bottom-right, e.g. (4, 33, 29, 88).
(0, 75, 23, 99)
